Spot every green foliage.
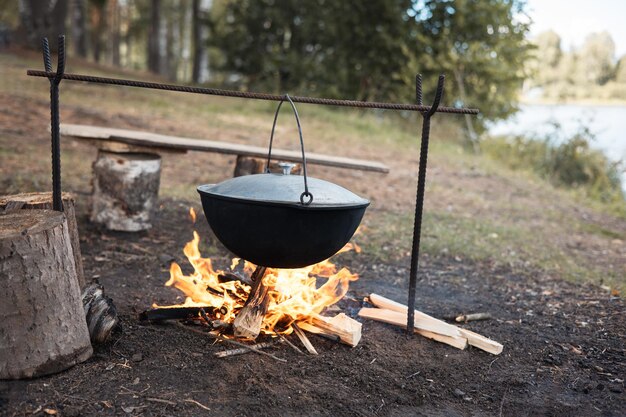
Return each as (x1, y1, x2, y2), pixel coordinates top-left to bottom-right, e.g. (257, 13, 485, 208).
(483, 123, 625, 208)
(208, 0, 532, 130)
(412, 0, 532, 131)
(209, 0, 414, 101)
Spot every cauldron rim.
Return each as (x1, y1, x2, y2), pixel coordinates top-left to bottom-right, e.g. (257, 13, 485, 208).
(197, 184, 370, 211)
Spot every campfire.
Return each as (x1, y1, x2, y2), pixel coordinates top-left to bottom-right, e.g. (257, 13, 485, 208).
(141, 208, 362, 356)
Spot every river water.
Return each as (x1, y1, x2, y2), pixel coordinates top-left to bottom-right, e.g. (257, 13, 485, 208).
(489, 103, 626, 190)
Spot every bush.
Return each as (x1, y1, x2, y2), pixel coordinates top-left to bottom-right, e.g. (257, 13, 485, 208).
(483, 123, 625, 207)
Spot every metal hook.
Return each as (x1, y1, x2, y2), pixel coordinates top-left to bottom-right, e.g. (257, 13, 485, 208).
(54, 35, 65, 85)
(425, 74, 445, 118)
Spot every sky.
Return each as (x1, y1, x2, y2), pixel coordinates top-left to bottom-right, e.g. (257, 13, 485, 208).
(525, 0, 626, 58)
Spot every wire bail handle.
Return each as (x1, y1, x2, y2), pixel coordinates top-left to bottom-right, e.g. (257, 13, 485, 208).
(266, 94, 313, 205)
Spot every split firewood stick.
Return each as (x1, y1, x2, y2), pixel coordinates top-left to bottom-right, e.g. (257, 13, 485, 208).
(277, 333, 305, 355)
(367, 294, 460, 337)
(215, 342, 274, 358)
(292, 324, 318, 355)
(456, 328, 503, 355)
(233, 266, 270, 339)
(296, 322, 341, 343)
(358, 308, 467, 350)
(455, 313, 492, 323)
(309, 313, 362, 347)
(367, 294, 503, 355)
(415, 329, 468, 350)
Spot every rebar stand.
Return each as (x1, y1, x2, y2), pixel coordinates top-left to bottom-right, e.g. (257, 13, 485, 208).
(29, 35, 479, 334)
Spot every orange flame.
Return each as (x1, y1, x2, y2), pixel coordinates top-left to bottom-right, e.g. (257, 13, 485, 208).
(162, 228, 360, 334)
(189, 207, 197, 223)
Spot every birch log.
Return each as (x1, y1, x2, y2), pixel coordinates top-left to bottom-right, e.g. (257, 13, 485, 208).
(0, 210, 92, 379)
(91, 150, 161, 231)
(0, 192, 85, 288)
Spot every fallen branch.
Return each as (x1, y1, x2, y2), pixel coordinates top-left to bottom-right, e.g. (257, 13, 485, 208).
(173, 321, 287, 362)
(215, 342, 274, 358)
(184, 399, 211, 412)
(455, 313, 492, 323)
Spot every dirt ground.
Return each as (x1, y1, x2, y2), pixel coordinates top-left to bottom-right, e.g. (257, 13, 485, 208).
(1, 201, 624, 417)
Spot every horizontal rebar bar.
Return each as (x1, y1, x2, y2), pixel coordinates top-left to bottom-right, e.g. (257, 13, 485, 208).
(26, 70, 480, 115)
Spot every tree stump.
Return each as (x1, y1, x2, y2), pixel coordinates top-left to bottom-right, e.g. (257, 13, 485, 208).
(0, 192, 85, 288)
(0, 210, 93, 379)
(234, 156, 302, 177)
(91, 150, 161, 231)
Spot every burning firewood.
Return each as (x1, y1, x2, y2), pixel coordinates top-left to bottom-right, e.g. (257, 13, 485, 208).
(139, 306, 226, 322)
(232, 266, 271, 339)
(360, 293, 503, 355)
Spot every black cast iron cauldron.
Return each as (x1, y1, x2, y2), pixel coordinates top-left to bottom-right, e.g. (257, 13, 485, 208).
(197, 95, 369, 268)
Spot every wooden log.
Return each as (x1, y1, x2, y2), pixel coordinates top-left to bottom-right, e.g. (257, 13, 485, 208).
(0, 192, 85, 288)
(91, 150, 161, 231)
(358, 308, 467, 350)
(232, 266, 269, 339)
(366, 294, 503, 355)
(0, 210, 93, 379)
(234, 155, 302, 177)
(368, 294, 461, 337)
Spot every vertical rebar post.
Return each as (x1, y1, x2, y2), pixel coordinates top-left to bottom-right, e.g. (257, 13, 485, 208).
(407, 74, 445, 334)
(43, 35, 65, 212)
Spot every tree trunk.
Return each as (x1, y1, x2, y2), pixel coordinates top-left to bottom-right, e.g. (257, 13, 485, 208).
(109, 0, 121, 66)
(18, 0, 69, 50)
(453, 68, 480, 153)
(192, 0, 209, 83)
(91, 150, 161, 231)
(71, 0, 88, 58)
(90, 3, 106, 63)
(0, 192, 85, 289)
(165, 1, 180, 81)
(0, 210, 92, 379)
(148, 0, 162, 73)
